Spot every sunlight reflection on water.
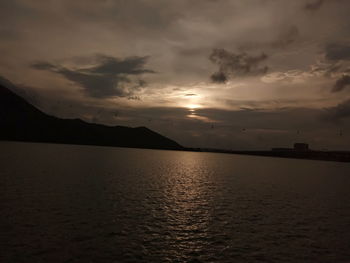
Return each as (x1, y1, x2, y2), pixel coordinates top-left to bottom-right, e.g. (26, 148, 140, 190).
(1, 142, 350, 262)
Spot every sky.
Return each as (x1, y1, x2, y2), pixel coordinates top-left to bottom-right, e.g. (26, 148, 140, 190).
(1, 0, 350, 150)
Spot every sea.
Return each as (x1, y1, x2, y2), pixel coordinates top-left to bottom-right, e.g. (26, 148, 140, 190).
(1, 141, 350, 262)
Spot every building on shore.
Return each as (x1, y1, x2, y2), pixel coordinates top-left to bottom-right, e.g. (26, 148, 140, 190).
(293, 143, 309, 151)
(272, 143, 309, 152)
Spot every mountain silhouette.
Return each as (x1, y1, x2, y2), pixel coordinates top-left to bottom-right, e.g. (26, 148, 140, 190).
(0, 80, 183, 150)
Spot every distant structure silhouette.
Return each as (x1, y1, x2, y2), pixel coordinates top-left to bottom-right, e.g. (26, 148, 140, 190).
(272, 143, 310, 152)
(294, 143, 309, 151)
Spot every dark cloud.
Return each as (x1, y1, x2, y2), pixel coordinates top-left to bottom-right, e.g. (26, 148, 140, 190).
(0, 27, 18, 40)
(333, 75, 350, 92)
(325, 43, 350, 61)
(311, 63, 343, 77)
(324, 99, 350, 121)
(304, 0, 325, 11)
(210, 71, 228, 83)
(81, 55, 154, 75)
(233, 25, 300, 52)
(127, 95, 141, 101)
(271, 25, 299, 48)
(31, 62, 58, 71)
(32, 55, 154, 98)
(209, 48, 268, 83)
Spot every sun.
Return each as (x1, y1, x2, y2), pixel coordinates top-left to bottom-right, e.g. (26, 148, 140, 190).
(186, 104, 201, 110)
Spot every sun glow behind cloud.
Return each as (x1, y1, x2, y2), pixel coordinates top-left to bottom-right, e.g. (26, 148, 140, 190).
(186, 104, 201, 110)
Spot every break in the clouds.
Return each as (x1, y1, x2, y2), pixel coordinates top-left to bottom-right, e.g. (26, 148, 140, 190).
(1, 0, 350, 150)
(31, 55, 153, 98)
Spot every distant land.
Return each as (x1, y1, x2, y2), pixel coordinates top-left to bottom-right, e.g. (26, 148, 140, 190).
(1, 79, 349, 162)
(0, 81, 183, 151)
(186, 148, 350, 163)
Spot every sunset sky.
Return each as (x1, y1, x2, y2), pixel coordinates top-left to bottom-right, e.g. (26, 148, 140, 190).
(1, 0, 350, 150)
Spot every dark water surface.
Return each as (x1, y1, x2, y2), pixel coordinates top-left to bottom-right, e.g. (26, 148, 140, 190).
(1, 141, 350, 262)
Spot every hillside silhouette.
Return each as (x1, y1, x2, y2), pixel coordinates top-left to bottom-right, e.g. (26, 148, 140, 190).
(0, 81, 183, 150)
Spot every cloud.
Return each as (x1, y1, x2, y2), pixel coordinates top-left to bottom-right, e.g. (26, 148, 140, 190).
(210, 71, 228, 83)
(332, 75, 350, 92)
(304, 0, 325, 11)
(2, 0, 350, 151)
(324, 99, 350, 121)
(31, 55, 154, 98)
(271, 25, 299, 48)
(209, 48, 268, 83)
(325, 43, 350, 61)
(31, 62, 57, 71)
(261, 70, 312, 84)
(318, 43, 350, 93)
